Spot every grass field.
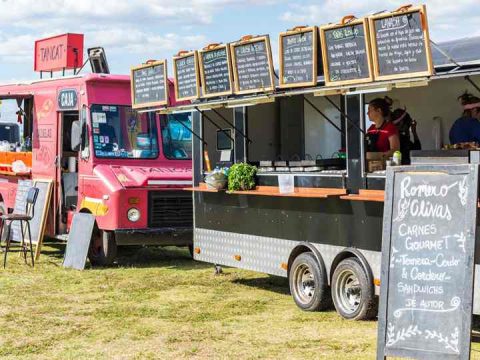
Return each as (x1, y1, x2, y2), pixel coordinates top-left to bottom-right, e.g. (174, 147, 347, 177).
(1, 243, 480, 359)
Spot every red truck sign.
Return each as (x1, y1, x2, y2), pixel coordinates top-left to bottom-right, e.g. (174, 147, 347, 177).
(34, 33, 84, 72)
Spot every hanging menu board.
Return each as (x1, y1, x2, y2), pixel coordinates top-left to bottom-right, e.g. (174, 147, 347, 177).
(320, 18, 373, 86)
(279, 26, 318, 88)
(173, 51, 200, 101)
(230, 35, 275, 94)
(199, 44, 233, 98)
(130, 60, 168, 109)
(369, 5, 434, 81)
(377, 164, 478, 360)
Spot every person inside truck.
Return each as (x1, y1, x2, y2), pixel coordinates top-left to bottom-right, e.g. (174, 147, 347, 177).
(365, 97, 400, 158)
(449, 92, 480, 145)
(391, 108, 421, 165)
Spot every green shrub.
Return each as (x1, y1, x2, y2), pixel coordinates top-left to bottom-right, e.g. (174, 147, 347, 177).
(227, 162, 257, 191)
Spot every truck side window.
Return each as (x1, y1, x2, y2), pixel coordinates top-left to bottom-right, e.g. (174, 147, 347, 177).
(80, 105, 90, 159)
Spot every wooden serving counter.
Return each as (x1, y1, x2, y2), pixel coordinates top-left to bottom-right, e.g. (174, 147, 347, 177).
(186, 183, 388, 203)
(340, 189, 385, 202)
(185, 183, 347, 198)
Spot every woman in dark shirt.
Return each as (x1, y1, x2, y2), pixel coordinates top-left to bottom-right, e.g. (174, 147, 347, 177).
(449, 93, 480, 145)
(391, 108, 421, 165)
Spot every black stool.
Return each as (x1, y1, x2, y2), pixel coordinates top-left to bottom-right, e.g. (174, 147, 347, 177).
(2, 187, 39, 268)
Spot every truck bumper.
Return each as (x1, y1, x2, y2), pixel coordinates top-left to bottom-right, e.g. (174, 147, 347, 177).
(114, 227, 192, 246)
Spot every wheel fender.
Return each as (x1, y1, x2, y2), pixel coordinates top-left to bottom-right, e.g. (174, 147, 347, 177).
(288, 242, 328, 285)
(330, 248, 374, 292)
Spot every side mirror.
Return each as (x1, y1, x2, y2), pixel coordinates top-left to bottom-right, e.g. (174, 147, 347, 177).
(71, 120, 81, 151)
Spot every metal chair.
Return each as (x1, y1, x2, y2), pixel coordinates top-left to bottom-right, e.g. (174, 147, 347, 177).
(2, 187, 39, 268)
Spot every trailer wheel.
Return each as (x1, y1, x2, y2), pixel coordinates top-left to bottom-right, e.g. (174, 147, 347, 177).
(289, 252, 330, 311)
(88, 229, 117, 266)
(331, 257, 376, 320)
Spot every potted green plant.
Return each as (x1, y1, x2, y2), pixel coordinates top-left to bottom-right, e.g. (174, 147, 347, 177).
(227, 162, 257, 191)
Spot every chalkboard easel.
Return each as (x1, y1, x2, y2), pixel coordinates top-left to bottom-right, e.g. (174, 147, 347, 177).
(130, 60, 168, 109)
(320, 17, 374, 87)
(369, 5, 434, 81)
(377, 164, 478, 360)
(230, 35, 275, 95)
(173, 50, 200, 101)
(198, 43, 234, 98)
(278, 26, 319, 89)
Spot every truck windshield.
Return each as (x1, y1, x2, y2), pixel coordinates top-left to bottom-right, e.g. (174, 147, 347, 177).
(91, 104, 159, 159)
(160, 114, 192, 160)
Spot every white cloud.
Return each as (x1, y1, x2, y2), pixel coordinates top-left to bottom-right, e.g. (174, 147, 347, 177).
(279, 0, 480, 41)
(0, 0, 279, 27)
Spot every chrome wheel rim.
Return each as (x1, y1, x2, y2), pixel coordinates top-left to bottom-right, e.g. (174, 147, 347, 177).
(335, 269, 361, 314)
(293, 263, 316, 304)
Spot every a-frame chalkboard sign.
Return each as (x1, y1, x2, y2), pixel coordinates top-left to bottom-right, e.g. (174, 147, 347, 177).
(377, 164, 478, 360)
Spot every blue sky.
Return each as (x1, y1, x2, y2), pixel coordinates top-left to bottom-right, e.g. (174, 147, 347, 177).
(0, 0, 478, 82)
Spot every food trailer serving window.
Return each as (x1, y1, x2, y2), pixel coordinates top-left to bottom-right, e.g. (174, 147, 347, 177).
(160, 114, 192, 160)
(91, 104, 159, 159)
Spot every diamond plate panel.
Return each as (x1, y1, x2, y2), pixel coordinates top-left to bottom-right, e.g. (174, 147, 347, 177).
(194, 228, 298, 276)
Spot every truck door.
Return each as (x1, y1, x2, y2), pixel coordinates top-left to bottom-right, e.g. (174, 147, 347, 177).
(31, 93, 59, 236)
(57, 110, 79, 234)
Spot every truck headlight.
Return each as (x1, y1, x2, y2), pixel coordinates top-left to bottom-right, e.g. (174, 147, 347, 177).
(127, 208, 140, 222)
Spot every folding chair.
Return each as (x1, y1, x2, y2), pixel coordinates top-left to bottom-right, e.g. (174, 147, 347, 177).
(2, 187, 39, 268)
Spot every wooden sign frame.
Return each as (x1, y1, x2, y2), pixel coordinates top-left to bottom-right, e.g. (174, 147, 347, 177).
(278, 26, 318, 89)
(229, 35, 275, 95)
(320, 18, 374, 87)
(173, 51, 201, 101)
(368, 5, 434, 81)
(377, 164, 478, 360)
(130, 59, 168, 109)
(198, 44, 234, 98)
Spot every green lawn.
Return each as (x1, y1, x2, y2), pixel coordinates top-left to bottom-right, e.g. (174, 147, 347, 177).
(1, 244, 480, 359)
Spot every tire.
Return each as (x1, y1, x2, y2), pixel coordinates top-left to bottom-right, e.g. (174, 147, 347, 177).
(331, 257, 377, 320)
(289, 252, 330, 311)
(88, 229, 117, 266)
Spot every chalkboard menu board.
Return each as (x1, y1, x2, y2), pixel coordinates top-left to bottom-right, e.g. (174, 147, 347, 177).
(173, 51, 200, 101)
(377, 164, 478, 360)
(279, 26, 318, 88)
(230, 35, 274, 94)
(369, 5, 434, 81)
(320, 18, 373, 86)
(131, 60, 168, 109)
(199, 44, 233, 98)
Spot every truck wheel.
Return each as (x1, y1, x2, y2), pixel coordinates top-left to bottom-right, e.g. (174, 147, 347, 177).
(332, 257, 376, 320)
(289, 252, 330, 311)
(88, 229, 117, 266)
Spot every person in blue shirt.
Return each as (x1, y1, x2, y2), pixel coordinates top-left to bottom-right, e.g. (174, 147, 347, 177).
(449, 93, 480, 145)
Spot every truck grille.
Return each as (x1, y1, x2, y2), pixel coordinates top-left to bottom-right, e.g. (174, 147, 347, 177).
(148, 191, 193, 228)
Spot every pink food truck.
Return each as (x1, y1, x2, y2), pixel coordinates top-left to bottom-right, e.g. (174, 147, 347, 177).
(0, 70, 193, 265)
